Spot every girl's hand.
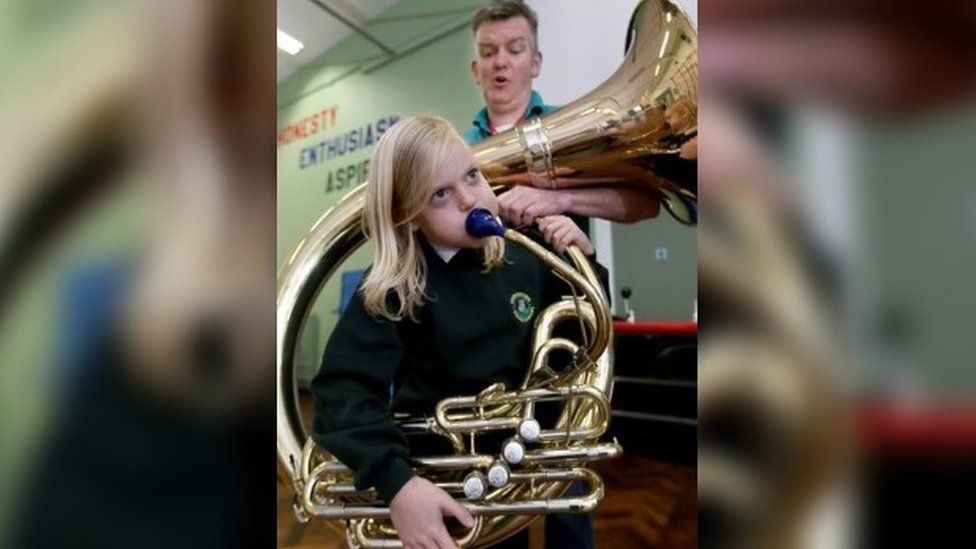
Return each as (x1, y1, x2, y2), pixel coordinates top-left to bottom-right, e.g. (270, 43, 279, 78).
(537, 215, 595, 255)
(390, 476, 475, 549)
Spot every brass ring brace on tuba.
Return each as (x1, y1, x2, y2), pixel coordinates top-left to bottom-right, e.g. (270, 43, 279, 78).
(515, 117, 557, 189)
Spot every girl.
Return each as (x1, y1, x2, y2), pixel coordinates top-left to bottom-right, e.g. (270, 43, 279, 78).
(663, 97, 698, 160)
(311, 115, 599, 548)
(657, 98, 698, 193)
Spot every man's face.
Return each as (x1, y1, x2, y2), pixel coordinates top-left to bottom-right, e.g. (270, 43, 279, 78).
(471, 17, 542, 110)
(414, 141, 499, 250)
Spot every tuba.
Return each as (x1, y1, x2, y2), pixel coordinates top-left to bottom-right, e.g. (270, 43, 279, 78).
(276, 1, 697, 546)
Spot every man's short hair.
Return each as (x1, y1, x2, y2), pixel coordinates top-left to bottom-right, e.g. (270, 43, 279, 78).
(472, 1, 540, 51)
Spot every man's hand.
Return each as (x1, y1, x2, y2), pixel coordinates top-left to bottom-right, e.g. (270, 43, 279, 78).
(537, 215, 595, 255)
(389, 476, 475, 549)
(498, 187, 571, 228)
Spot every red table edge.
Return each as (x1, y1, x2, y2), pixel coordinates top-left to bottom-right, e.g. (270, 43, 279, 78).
(613, 321, 698, 336)
(856, 400, 976, 454)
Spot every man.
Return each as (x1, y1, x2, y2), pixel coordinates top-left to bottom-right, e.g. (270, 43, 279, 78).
(467, 0, 661, 229)
(465, 5, 629, 548)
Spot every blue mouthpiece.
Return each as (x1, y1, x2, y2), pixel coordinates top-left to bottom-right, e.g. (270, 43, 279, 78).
(465, 208, 506, 238)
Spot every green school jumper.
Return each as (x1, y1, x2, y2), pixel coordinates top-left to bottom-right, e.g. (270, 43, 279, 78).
(311, 233, 606, 504)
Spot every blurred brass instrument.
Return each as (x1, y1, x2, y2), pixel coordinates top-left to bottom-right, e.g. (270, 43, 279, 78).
(697, 180, 848, 548)
(277, 0, 697, 546)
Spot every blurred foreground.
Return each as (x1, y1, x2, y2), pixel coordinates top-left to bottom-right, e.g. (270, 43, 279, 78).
(699, 0, 976, 547)
(0, 0, 275, 547)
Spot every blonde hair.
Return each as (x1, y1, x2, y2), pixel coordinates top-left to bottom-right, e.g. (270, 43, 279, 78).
(666, 98, 697, 133)
(361, 115, 505, 321)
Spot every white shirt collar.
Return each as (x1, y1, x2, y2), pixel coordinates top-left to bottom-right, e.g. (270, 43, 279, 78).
(429, 241, 460, 263)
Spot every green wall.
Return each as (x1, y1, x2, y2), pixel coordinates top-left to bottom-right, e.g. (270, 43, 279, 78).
(612, 215, 697, 320)
(861, 104, 976, 393)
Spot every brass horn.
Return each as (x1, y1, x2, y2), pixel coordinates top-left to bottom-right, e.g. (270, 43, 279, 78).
(277, 0, 697, 546)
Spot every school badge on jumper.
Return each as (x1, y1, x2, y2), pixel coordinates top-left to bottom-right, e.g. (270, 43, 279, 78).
(510, 292, 534, 323)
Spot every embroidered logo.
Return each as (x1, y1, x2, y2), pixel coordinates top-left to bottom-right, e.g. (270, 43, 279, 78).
(510, 292, 534, 323)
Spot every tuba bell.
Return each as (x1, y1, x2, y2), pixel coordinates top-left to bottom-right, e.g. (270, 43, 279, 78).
(276, 1, 697, 546)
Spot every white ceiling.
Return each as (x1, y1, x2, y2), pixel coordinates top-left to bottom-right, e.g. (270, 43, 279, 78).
(277, 0, 400, 83)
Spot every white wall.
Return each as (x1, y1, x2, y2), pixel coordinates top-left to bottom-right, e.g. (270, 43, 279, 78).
(532, 0, 697, 103)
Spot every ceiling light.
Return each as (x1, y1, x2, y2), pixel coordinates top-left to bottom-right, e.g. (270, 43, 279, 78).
(277, 28, 304, 55)
(658, 30, 671, 58)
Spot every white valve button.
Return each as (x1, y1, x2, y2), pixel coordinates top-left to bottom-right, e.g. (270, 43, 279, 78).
(502, 438, 525, 464)
(487, 462, 511, 488)
(518, 419, 541, 442)
(463, 472, 487, 500)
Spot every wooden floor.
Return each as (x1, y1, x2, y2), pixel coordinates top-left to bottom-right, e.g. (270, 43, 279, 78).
(277, 452, 696, 548)
(590, 455, 697, 548)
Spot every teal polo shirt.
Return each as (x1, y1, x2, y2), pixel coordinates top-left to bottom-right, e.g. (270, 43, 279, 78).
(464, 90, 557, 144)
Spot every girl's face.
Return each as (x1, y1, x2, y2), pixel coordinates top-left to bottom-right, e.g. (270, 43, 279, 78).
(666, 108, 687, 131)
(414, 141, 499, 249)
